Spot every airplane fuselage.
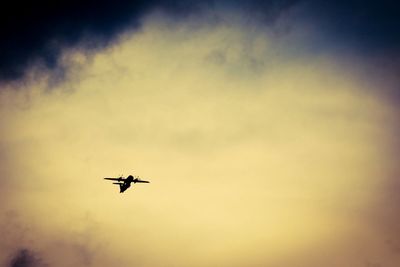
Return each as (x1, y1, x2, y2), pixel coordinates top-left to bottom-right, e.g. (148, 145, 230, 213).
(119, 175, 134, 193)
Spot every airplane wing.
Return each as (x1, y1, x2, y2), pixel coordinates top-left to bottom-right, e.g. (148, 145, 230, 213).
(135, 179, 150, 183)
(104, 177, 125, 181)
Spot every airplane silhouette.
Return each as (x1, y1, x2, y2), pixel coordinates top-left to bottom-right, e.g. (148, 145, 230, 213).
(104, 175, 149, 193)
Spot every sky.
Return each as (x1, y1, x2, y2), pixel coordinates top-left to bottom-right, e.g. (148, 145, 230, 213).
(0, 1, 400, 267)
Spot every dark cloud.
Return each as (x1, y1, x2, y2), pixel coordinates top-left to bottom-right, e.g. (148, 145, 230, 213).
(303, 0, 400, 52)
(0, 208, 118, 267)
(0, 0, 146, 82)
(0, 0, 399, 83)
(0, 0, 211, 83)
(9, 249, 46, 267)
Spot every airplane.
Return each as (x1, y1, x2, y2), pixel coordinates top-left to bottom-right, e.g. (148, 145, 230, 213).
(104, 175, 150, 193)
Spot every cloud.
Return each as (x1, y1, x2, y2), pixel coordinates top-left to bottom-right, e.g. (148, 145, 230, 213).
(0, 0, 221, 83)
(8, 249, 46, 267)
(0, 0, 159, 83)
(1, 0, 399, 84)
(0, 8, 400, 267)
(0, 209, 120, 267)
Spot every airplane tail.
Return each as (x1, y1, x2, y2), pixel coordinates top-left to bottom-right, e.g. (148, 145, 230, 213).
(113, 183, 124, 193)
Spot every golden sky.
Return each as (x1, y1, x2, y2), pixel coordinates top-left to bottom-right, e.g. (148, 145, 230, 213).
(1, 11, 399, 267)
